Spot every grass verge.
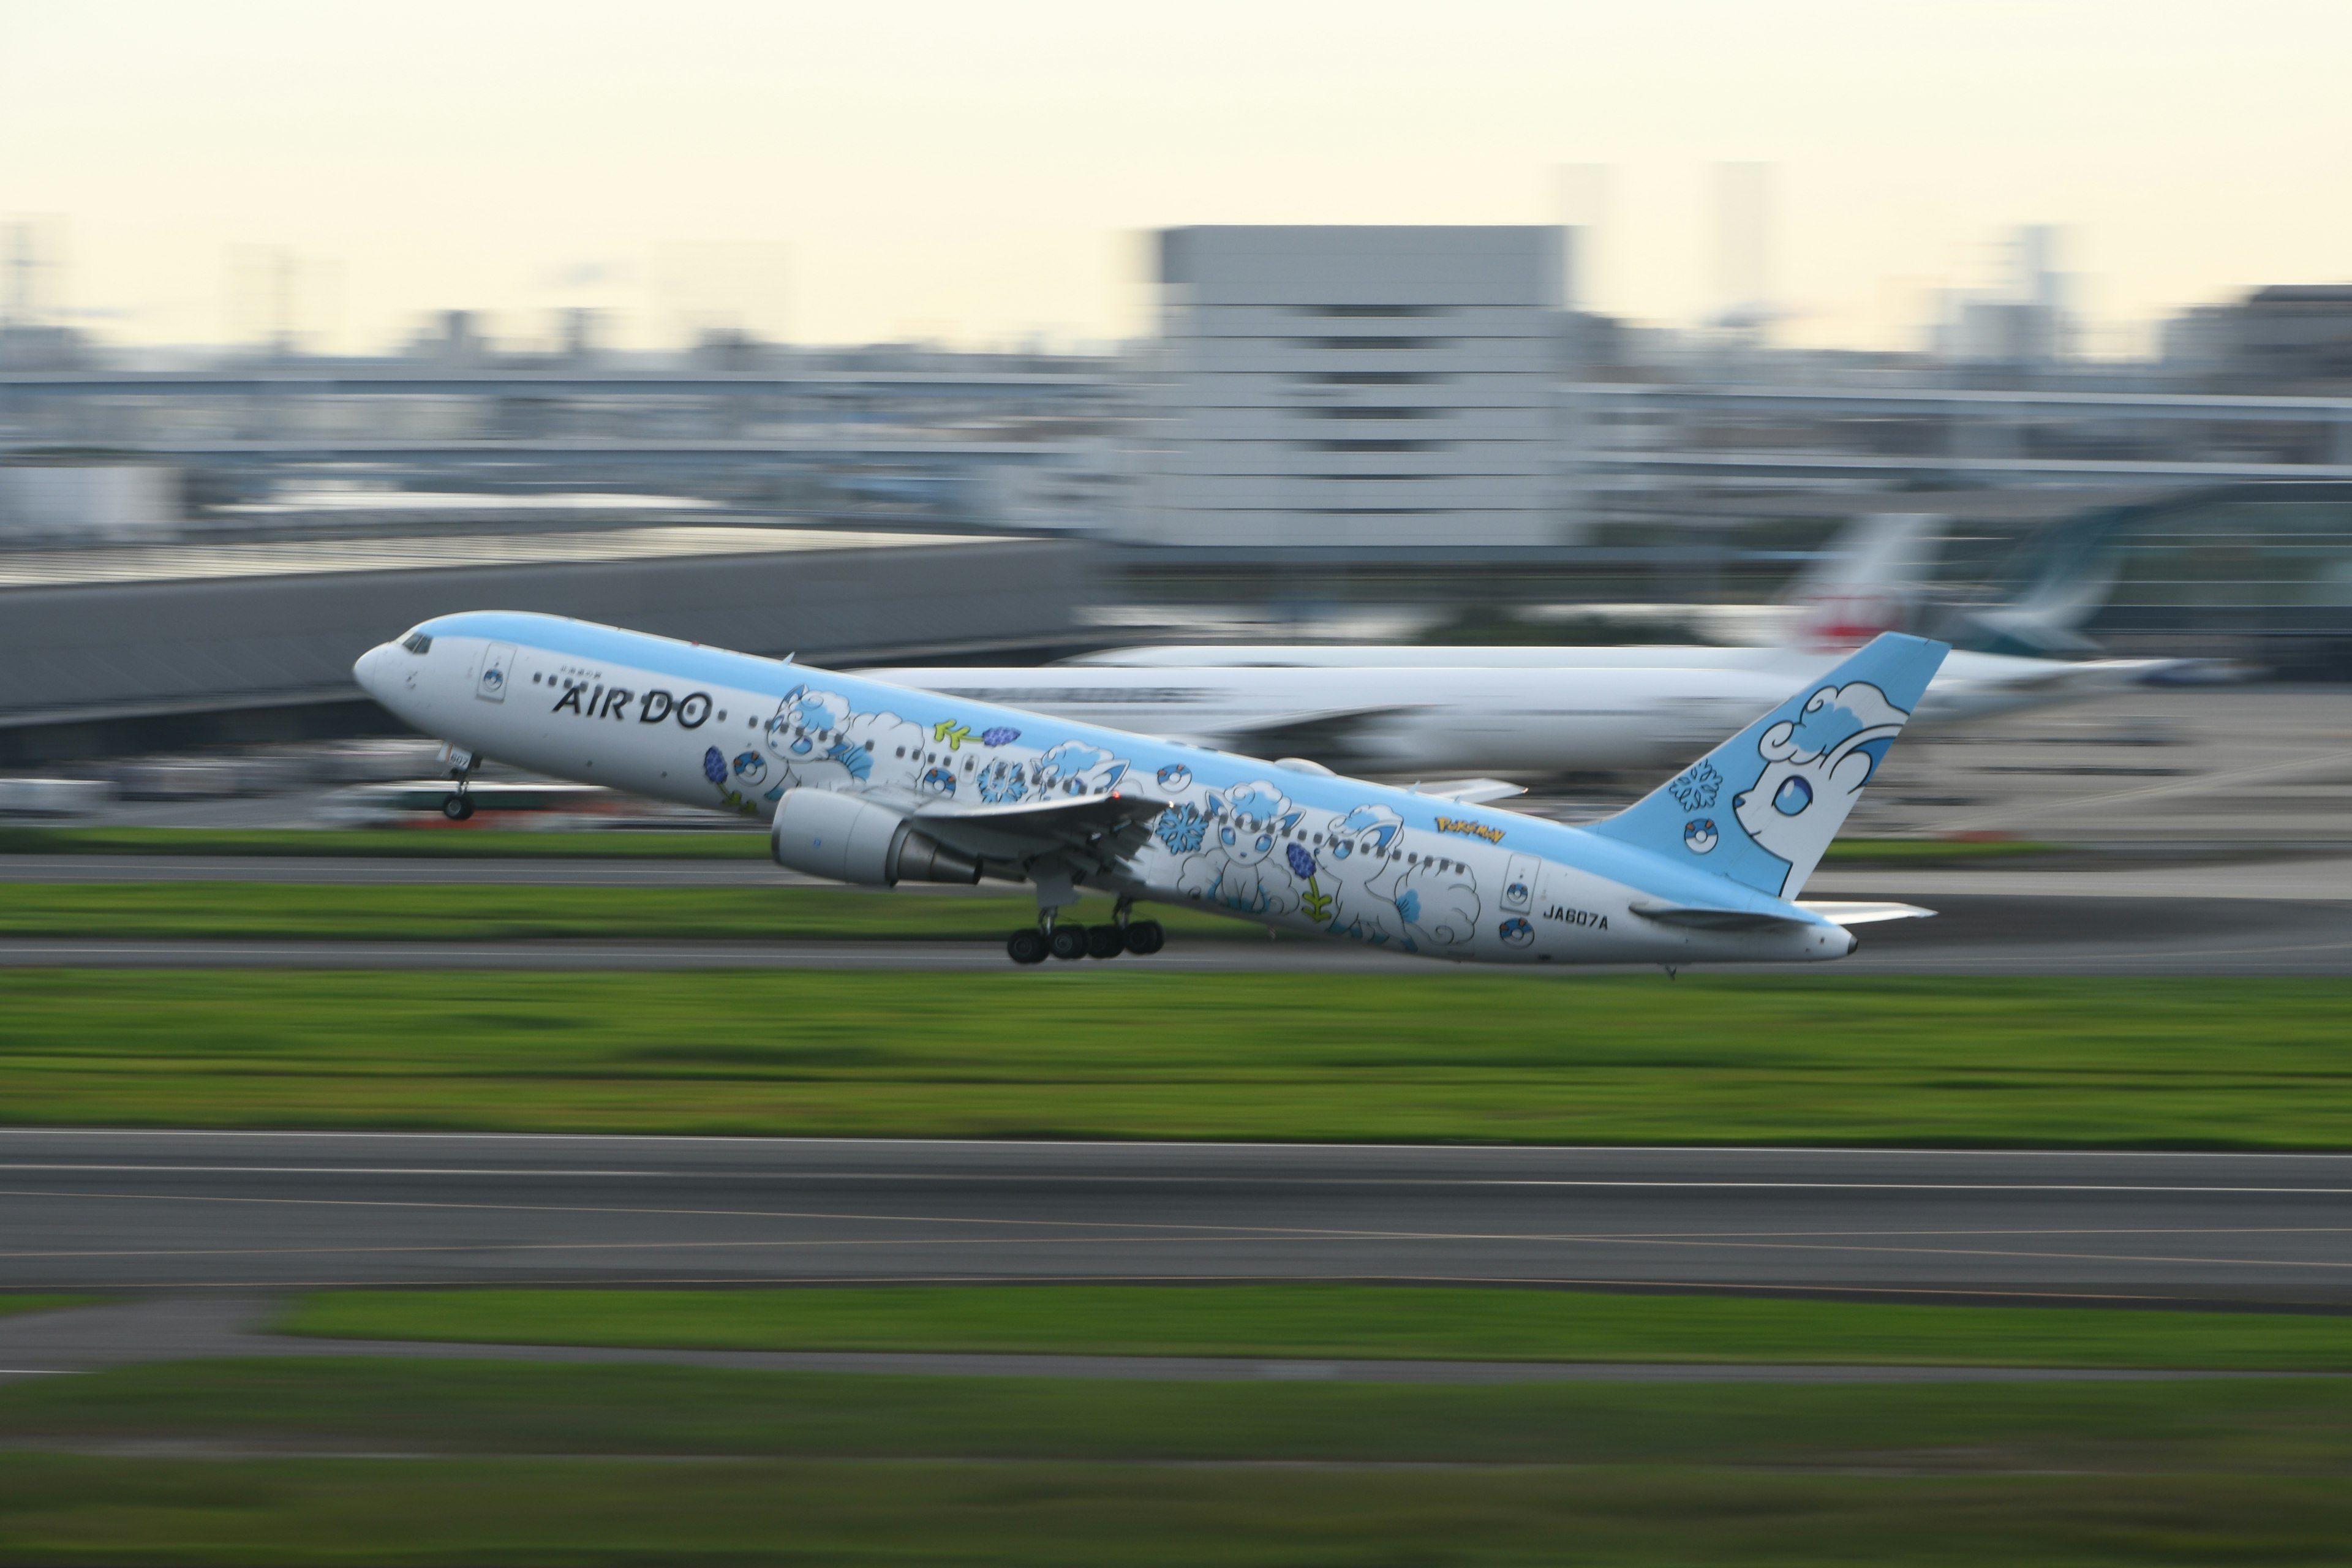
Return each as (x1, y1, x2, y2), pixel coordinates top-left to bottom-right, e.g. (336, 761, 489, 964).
(0, 971, 2345, 1145)
(280, 1284, 2352, 1370)
(0, 1295, 95, 1322)
(0, 883, 1266, 942)
(0, 826, 767, 859)
(2, 1362, 2351, 1563)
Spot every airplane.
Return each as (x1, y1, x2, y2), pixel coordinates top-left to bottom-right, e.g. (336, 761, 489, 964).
(859, 646, 2146, 780)
(354, 612, 1948, 969)
(857, 513, 2168, 780)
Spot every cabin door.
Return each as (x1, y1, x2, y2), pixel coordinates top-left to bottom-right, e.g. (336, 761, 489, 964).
(476, 644, 517, 703)
(1501, 853, 1539, 914)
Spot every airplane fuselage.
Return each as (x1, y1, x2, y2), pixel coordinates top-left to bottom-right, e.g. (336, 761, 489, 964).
(355, 612, 1858, 968)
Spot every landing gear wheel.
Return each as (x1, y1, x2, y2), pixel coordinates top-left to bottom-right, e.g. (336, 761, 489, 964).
(1007, 929, 1048, 965)
(1047, 924, 1090, 962)
(1086, 924, 1126, 960)
(1123, 920, 1165, 956)
(442, 793, 476, 821)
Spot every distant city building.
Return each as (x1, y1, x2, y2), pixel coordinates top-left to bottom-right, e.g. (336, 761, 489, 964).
(1931, 225, 2070, 368)
(1129, 226, 1570, 549)
(2166, 285, 2352, 391)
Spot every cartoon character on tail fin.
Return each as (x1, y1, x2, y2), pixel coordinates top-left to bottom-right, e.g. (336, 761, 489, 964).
(1732, 680, 1909, 868)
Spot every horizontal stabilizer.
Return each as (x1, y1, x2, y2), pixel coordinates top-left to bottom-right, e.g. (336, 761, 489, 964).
(1627, 899, 1812, 932)
(1796, 900, 1935, 926)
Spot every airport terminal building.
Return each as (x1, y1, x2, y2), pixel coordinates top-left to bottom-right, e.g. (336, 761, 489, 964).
(1129, 226, 1572, 551)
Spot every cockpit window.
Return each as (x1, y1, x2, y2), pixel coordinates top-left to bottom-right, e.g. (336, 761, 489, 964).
(400, 632, 433, 654)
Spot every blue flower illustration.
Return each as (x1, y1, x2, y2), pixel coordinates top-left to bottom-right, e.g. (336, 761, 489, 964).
(1285, 843, 1314, 880)
(981, 726, 1020, 747)
(701, 747, 728, 785)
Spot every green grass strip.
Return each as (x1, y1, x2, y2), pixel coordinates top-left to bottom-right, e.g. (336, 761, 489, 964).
(0, 883, 1264, 942)
(0, 1295, 97, 1322)
(0, 971, 2345, 1147)
(0, 826, 768, 859)
(5, 1363, 2352, 1563)
(0, 1356, 2346, 1464)
(282, 1284, 2352, 1370)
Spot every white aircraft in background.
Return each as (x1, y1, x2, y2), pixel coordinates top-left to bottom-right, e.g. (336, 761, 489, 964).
(353, 612, 1947, 968)
(861, 644, 2152, 782)
(863, 513, 2163, 782)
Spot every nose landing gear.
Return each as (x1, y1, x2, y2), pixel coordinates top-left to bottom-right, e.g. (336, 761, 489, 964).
(440, 747, 481, 821)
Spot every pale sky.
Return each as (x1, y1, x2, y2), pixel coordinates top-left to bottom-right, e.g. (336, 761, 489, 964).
(2, 0, 2345, 353)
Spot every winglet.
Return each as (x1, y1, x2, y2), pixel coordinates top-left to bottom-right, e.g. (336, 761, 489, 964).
(1586, 632, 1948, 900)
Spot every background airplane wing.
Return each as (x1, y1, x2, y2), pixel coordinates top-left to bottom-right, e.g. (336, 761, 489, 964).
(1188, 704, 1431, 769)
(1408, 778, 1528, 804)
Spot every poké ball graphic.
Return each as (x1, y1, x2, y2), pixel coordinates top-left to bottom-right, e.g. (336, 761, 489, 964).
(1156, 764, 1192, 791)
(481, 666, 504, 690)
(1498, 916, 1535, 948)
(920, 766, 957, 795)
(1683, 817, 1719, 854)
(1505, 880, 1531, 905)
(731, 752, 769, 788)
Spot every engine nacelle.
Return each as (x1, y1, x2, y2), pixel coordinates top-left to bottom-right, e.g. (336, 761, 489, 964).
(769, 787, 980, 886)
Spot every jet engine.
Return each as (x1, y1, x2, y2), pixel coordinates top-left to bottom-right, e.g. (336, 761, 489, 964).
(769, 787, 981, 886)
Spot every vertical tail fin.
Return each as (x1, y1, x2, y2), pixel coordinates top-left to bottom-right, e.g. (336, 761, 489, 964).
(1587, 632, 1948, 900)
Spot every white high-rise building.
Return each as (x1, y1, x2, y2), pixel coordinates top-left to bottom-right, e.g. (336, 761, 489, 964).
(1129, 226, 1569, 549)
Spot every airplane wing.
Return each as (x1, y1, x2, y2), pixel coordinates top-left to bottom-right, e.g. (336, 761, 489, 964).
(1409, 778, 1528, 805)
(1185, 704, 1431, 768)
(908, 789, 1174, 865)
(1630, 899, 1936, 930)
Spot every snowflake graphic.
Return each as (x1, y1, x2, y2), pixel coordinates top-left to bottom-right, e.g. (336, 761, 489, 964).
(1155, 802, 1206, 854)
(1668, 759, 1722, 812)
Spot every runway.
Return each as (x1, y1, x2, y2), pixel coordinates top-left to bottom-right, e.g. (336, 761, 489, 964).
(6, 1129, 2352, 1308)
(0, 892, 2345, 973)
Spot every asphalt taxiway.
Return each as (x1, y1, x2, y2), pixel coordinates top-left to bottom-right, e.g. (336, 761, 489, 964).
(1, 854, 2344, 974)
(0, 890, 2345, 973)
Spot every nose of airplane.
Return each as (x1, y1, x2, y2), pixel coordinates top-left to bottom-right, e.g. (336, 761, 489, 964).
(352, 642, 394, 697)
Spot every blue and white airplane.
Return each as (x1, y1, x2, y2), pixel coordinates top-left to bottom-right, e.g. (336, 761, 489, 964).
(353, 613, 1948, 968)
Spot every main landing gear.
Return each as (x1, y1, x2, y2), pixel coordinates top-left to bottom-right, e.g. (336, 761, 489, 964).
(1006, 897, 1165, 966)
